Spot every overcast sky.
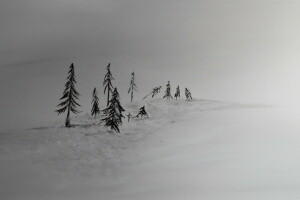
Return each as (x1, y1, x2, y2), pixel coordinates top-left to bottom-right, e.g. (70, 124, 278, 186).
(1, 0, 300, 131)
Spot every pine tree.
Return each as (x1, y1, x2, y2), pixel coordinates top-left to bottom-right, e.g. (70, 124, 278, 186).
(56, 63, 81, 127)
(136, 106, 149, 118)
(163, 81, 173, 101)
(185, 88, 193, 101)
(101, 88, 125, 133)
(91, 87, 101, 118)
(128, 71, 137, 103)
(103, 63, 114, 106)
(174, 85, 180, 100)
(142, 86, 162, 99)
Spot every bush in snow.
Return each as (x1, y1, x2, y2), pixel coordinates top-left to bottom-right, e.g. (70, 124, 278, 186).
(126, 112, 132, 122)
(135, 105, 149, 118)
(143, 86, 162, 99)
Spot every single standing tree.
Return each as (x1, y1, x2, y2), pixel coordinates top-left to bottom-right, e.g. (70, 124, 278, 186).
(101, 88, 125, 133)
(142, 86, 162, 99)
(56, 63, 81, 127)
(135, 105, 149, 118)
(163, 81, 173, 101)
(174, 85, 180, 100)
(103, 63, 114, 106)
(185, 88, 193, 101)
(128, 71, 137, 103)
(91, 87, 101, 118)
(126, 112, 132, 122)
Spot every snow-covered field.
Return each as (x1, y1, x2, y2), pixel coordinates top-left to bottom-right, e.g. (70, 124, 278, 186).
(1, 99, 300, 200)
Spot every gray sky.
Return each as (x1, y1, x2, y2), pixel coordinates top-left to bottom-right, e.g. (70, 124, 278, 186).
(1, 0, 300, 131)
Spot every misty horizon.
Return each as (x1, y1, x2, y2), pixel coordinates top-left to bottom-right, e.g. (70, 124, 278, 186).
(1, 0, 300, 131)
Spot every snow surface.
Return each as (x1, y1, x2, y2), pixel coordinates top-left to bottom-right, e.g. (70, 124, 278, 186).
(1, 99, 300, 200)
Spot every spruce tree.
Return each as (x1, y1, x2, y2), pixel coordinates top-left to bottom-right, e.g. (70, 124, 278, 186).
(136, 106, 149, 118)
(143, 86, 162, 99)
(174, 85, 180, 100)
(101, 88, 125, 133)
(103, 63, 114, 106)
(185, 88, 193, 101)
(128, 71, 137, 103)
(56, 63, 81, 127)
(91, 87, 101, 118)
(163, 81, 173, 101)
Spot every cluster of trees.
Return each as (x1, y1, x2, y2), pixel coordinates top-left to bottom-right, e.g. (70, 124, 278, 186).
(56, 63, 193, 132)
(144, 81, 193, 102)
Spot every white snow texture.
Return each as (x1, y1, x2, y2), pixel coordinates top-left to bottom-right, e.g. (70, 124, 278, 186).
(1, 99, 300, 200)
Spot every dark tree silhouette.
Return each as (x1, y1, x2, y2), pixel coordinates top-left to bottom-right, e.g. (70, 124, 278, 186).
(136, 105, 149, 118)
(185, 88, 193, 101)
(126, 112, 132, 122)
(128, 71, 137, 103)
(103, 63, 114, 106)
(143, 86, 162, 100)
(91, 87, 101, 118)
(174, 85, 180, 100)
(101, 88, 125, 133)
(56, 63, 81, 127)
(163, 81, 173, 100)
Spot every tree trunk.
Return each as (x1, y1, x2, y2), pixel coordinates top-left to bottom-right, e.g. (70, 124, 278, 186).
(65, 107, 70, 127)
(131, 90, 133, 103)
(107, 90, 110, 107)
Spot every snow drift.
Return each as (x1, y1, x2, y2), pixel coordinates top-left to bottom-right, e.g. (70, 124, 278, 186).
(1, 99, 300, 200)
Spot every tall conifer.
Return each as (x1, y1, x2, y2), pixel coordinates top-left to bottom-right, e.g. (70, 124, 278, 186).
(56, 63, 81, 127)
(101, 88, 125, 133)
(91, 87, 100, 118)
(128, 71, 137, 103)
(185, 88, 193, 101)
(103, 63, 114, 106)
(174, 85, 180, 100)
(163, 81, 173, 101)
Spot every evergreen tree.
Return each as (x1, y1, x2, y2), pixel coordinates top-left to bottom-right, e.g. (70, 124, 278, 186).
(163, 81, 173, 100)
(128, 71, 137, 103)
(174, 85, 180, 100)
(101, 88, 125, 133)
(91, 87, 101, 118)
(142, 86, 162, 99)
(136, 106, 149, 118)
(56, 63, 81, 127)
(103, 63, 114, 106)
(185, 88, 193, 101)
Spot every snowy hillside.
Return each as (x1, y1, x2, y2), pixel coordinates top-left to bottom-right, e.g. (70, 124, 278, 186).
(1, 99, 300, 200)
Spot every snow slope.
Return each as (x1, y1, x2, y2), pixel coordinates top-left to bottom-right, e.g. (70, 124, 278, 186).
(1, 99, 300, 200)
